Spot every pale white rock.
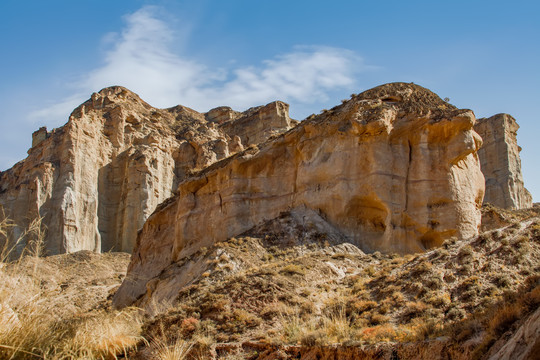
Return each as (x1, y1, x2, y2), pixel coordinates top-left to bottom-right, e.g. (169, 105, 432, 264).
(0, 87, 294, 255)
(475, 114, 532, 209)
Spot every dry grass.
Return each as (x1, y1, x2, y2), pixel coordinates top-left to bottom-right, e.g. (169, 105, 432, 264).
(140, 212, 540, 355)
(2, 207, 540, 358)
(0, 217, 141, 360)
(150, 338, 193, 360)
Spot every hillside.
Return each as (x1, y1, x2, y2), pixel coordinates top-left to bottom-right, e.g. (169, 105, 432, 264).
(1, 206, 539, 359)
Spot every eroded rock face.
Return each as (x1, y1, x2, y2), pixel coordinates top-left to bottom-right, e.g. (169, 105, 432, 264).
(114, 83, 485, 308)
(475, 114, 532, 209)
(0, 87, 294, 255)
(487, 306, 540, 360)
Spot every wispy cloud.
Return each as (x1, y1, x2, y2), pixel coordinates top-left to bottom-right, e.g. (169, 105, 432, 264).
(30, 6, 370, 122)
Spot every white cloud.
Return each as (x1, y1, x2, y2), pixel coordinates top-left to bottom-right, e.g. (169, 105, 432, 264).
(30, 6, 369, 122)
(28, 95, 86, 125)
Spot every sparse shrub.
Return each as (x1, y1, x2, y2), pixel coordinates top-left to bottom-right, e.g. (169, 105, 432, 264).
(492, 274, 512, 288)
(451, 317, 483, 342)
(460, 276, 479, 289)
(151, 338, 193, 360)
(446, 307, 465, 321)
(424, 291, 451, 308)
(369, 313, 389, 325)
(390, 290, 406, 303)
(261, 301, 293, 320)
(433, 248, 449, 259)
(347, 299, 377, 314)
(363, 266, 376, 276)
(400, 301, 427, 322)
(482, 284, 497, 297)
(358, 324, 398, 343)
(407, 281, 427, 297)
(407, 318, 443, 341)
(323, 310, 356, 343)
(424, 275, 444, 290)
(180, 317, 199, 336)
(280, 264, 305, 276)
(488, 304, 520, 337)
(411, 260, 432, 276)
(442, 238, 457, 249)
(474, 234, 490, 246)
(444, 273, 456, 283)
(458, 245, 474, 259)
(457, 263, 473, 275)
(300, 329, 328, 346)
(522, 285, 540, 311)
(352, 277, 367, 293)
(514, 235, 529, 247)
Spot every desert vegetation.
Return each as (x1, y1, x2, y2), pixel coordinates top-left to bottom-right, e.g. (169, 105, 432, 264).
(1, 206, 539, 359)
(0, 216, 141, 359)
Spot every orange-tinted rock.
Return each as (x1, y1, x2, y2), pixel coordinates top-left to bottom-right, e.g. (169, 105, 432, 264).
(114, 83, 485, 308)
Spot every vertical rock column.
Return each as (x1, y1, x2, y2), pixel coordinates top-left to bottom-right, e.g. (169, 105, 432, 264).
(475, 114, 532, 209)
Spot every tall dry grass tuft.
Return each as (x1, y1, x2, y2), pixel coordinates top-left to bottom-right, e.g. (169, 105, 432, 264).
(0, 216, 144, 359)
(58, 309, 145, 359)
(150, 338, 193, 360)
(1, 214, 46, 262)
(0, 215, 16, 262)
(278, 306, 357, 345)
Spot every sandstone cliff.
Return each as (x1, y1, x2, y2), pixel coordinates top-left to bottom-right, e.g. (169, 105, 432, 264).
(474, 114, 532, 209)
(0, 87, 294, 255)
(114, 82, 486, 308)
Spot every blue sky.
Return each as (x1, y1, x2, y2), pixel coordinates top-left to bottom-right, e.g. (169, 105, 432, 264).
(1, 0, 539, 200)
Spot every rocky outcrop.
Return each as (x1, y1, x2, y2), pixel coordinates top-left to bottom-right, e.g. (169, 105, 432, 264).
(114, 82, 486, 308)
(0, 87, 294, 255)
(487, 306, 540, 360)
(475, 114, 532, 209)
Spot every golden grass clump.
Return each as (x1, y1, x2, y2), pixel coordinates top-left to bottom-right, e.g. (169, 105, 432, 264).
(150, 338, 193, 360)
(0, 217, 143, 359)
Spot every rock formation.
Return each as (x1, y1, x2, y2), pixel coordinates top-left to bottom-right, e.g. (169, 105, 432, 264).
(474, 114, 532, 209)
(113, 82, 486, 308)
(486, 306, 540, 360)
(0, 87, 294, 255)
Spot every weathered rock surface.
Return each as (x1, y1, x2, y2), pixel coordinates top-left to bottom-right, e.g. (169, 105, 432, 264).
(475, 114, 532, 209)
(486, 306, 540, 360)
(114, 82, 486, 308)
(0, 87, 294, 255)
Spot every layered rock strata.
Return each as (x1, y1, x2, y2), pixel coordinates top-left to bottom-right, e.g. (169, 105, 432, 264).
(474, 114, 532, 209)
(114, 82, 486, 308)
(0, 87, 294, 255)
